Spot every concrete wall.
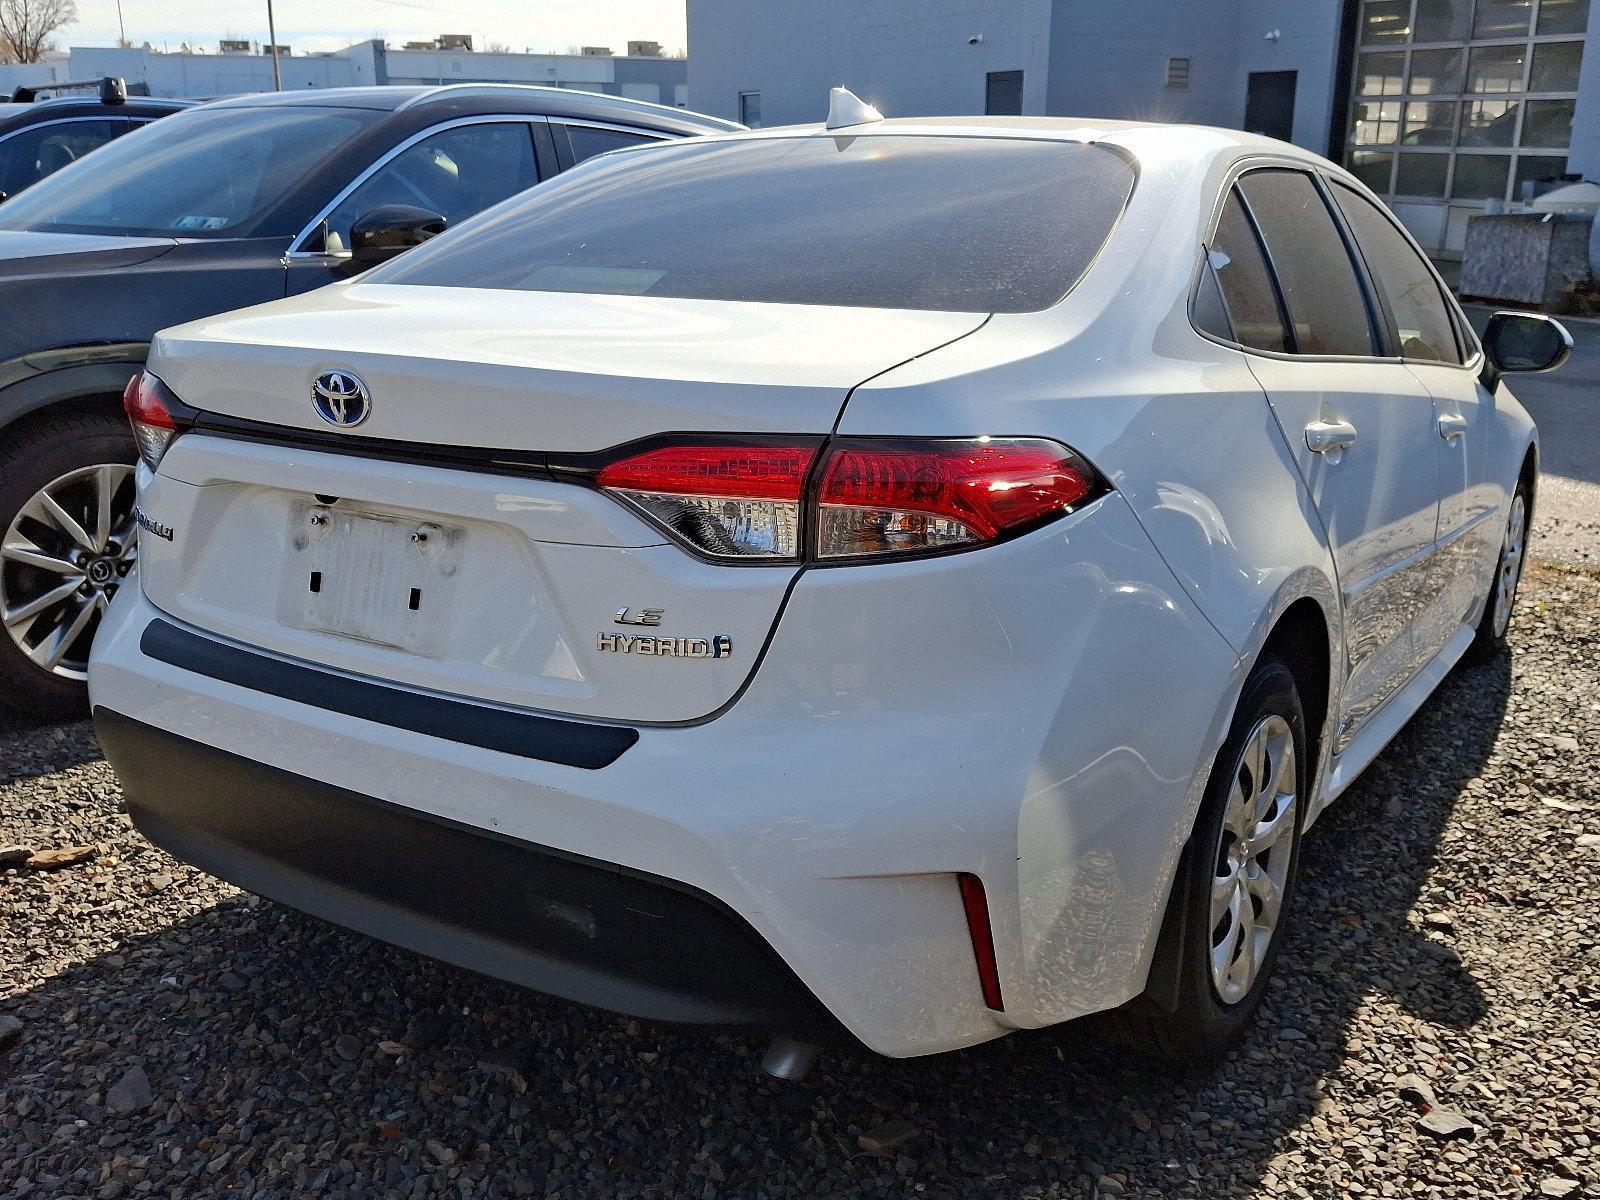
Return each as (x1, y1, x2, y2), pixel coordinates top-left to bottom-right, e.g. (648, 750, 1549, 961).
(0, 44, 687, 106)
(1568, 4, 1600, 181)
(687, 0, 1054, 125)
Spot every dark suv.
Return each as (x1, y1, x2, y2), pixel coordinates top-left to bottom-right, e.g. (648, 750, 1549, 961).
(0, 77, 189, 201)
(0, 84, 740, 717)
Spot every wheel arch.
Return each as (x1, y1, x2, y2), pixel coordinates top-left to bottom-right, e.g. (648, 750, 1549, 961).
(1138, 585, 1334, 1013)
(0, 350, 148, 436)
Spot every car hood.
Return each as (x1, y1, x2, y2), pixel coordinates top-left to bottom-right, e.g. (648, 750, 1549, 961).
(0, 229, 178, 275)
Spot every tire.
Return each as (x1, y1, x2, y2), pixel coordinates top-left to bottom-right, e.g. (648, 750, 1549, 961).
(1463, 478, 1530, 665)
(0, 408, 137, 721)
(1111, 657, 1308, 1065)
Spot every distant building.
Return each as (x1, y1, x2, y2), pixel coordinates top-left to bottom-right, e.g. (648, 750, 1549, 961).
(437, 34, 474, 51)
(0, 40, 689, 109)
(688, 0, 1600, 257)
(218, 39, 251, 54)
(628, 40, 664, 57)
(582, 46, 615, 57)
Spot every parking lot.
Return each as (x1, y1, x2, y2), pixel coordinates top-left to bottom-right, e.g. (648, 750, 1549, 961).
(3, 346, 1598, 1198)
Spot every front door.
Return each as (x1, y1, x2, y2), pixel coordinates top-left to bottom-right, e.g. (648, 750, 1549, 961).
(1324, 178, 1502, 649)
(1209, 168, 1444, 745)
(1245, 71, 1297, 141)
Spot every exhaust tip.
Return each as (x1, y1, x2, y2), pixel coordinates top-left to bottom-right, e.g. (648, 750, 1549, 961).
(761, 1037, 820, 1081)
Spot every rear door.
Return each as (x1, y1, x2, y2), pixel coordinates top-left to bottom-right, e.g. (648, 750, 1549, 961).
(1326, 177, 1497, 647)
(1209, 166, 1445, 747)
(284, 117, 546, 295)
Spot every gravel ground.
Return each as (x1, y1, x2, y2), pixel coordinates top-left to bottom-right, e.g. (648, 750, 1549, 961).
(3, 560, 1598, 1199)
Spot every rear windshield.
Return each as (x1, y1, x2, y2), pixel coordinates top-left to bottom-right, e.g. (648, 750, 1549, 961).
(0, 106, 381, 239)
(370, 134, 1136, 313)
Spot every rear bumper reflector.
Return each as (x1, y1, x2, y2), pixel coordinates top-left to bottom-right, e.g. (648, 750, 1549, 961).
(138, 618, 638, 770)
(957, 872, 1005, 1011)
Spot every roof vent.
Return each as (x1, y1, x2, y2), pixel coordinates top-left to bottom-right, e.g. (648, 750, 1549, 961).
(826, 86, 883, 130)
(1164, 56, 1192, 90)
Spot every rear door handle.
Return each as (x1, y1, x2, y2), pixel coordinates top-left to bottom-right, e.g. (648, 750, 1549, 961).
(1305, 418, 1358, 455)
(1437, 413, 1468, 441)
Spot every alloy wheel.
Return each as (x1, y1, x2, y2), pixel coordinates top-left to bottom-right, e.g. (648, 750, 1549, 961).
(1, 464, 137, 680)
(1209, 713, 1297, 1005)
(1491, 492, 1526, 639)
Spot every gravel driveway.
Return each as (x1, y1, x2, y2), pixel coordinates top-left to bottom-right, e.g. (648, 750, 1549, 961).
(3, 558, 1598, 1200)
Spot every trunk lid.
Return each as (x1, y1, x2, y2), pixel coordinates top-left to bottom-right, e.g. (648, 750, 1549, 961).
(151, 283, 986, 449)
(139, 285, 984, 724)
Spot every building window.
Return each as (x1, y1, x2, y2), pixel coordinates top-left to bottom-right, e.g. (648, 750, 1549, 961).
(1165, 56, 1192, 89)
(738, 90, 761, 128)
(1344, 0, 1582, 248)
(985, 70, 1023, 115)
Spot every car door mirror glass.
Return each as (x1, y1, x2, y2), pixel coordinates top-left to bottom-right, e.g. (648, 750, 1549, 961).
(1482, 311, 1572, 373)
(349, 204, 447, 268)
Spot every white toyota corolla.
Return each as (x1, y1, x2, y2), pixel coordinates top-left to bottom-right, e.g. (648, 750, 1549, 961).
(89, 98, 1570, 1068)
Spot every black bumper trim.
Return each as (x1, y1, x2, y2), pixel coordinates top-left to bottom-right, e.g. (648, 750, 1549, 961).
(94, 708, 835, 1033)
(139, 619, 638, 770)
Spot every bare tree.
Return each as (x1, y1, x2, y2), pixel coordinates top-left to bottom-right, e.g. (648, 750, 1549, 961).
(0, 0, 77, 64)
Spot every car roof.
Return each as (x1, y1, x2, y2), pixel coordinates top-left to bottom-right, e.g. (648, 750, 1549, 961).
(200, 83, 742, 134)
(694, 114, 1318, 164)
(0, 95, 192, 126)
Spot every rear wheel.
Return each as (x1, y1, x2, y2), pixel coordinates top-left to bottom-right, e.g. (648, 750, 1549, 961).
(0, 410, 137, 720)
(1114, 657, 1306, 1064)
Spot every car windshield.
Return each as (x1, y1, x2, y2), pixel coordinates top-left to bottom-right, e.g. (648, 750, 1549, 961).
(370, 134, 1137, 313)
(0, 106, 381, 238)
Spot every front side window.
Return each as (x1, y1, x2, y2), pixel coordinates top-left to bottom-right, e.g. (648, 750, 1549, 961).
(0, 118, 139, 198)
(371, 135, 1136, 314)
(1203, 190, 1290, 353)
(0, 107, 381, 238)
(1236, 170, 1375, 357)
(1332, 180, 1462, 364)
(314, 122, 538, 251)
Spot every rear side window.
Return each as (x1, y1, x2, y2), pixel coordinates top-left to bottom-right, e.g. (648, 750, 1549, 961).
(370, 135, 1137, 313)
(563, 124, 662, 164)
(1236, 169, 1376, 357)
(1330, 180, 1463, 364)
(1204, 191, 1290, 353)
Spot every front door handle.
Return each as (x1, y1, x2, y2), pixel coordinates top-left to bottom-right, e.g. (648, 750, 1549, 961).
(1438, 413, 1468, 441)
(1305, 418, 1358, 456)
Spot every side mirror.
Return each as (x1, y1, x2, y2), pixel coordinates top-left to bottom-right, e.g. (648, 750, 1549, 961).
(1481, 311, 1572, 390)
(348, 204, 447, 269)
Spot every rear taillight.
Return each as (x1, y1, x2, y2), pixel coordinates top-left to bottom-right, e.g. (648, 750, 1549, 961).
(595, 436, 1101, 564)
(595, 442, 819, 561)
(815, 438, 1095, 560)
(123, 372, 192, 470)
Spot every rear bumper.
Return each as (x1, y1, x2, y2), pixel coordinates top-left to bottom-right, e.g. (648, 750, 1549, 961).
(95, 707, 834, 1033)
(90, 492, 1240, 1057)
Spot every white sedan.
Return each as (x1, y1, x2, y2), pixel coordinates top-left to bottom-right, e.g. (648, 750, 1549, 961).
(89, 96, 1570, 1069)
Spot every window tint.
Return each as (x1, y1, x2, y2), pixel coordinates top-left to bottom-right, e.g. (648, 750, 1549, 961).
(1236, 170, 1376, 356)
(0, 107, 381, 238)
(319, 122, 537, 250)
(564, 124, 661, 165)
(1205, 190, 1290, 353)
(0, 118, 139, 197)
(371, 136, 1136, 314)
(1331, 181, 1462, 363)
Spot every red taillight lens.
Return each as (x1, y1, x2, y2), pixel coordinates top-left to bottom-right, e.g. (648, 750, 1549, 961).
(595, 443, 818, 560)
(592, 436, 1099, 564)
(815, 438, 1094, 560)
(123, 371, 187, 470)
(957, 872, 1004, 1011)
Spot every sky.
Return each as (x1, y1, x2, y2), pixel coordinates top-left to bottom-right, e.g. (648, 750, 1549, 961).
(59, 0, 688, 57)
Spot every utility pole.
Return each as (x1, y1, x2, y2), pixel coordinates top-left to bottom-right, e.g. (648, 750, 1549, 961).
(266, 0, 282, 90)
(115, 0, 126, 46)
